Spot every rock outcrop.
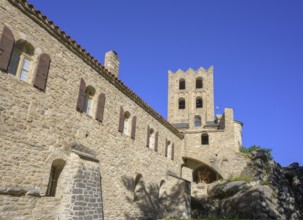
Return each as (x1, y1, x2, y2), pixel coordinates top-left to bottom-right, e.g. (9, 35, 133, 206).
(192, 151, 303, 219)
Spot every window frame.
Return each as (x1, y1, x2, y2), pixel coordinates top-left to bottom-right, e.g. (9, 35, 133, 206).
(123, 111, 131, 136)
(83, 86, 96, 116)
(8, 43, 34, 81)
(196, 97, 203, 108)
(196, 77, 203, 89)
(194, 115, 202, 127)
(179, 79, 185, 90)
(178, 98, 185, 110)
(201, 133, 209, 145)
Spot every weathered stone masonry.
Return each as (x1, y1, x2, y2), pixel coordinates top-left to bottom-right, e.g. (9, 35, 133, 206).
(0, 0, 190, 219)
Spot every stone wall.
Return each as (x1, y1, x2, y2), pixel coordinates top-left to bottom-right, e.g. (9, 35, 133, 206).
(0, 0, 188, 219)
(182, 108, 248, 179)
(167, 67, 215, 126)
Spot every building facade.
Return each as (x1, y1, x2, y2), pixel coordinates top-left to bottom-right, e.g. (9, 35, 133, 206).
(0, 0, 248, 219)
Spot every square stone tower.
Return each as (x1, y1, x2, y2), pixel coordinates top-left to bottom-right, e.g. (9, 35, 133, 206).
(168, 66, 215, 130)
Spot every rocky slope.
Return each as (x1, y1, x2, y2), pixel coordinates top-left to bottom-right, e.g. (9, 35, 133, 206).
(191, 150, 303, 219)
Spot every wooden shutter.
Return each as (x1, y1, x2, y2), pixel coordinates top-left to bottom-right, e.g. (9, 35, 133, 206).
(96, 93, 106, 122)
(118, 106, 124, 133)
(76, 78, 86, 112)
(171, 143, 175, 160)
(165, 139, 168, 157)
(131, 116, 137, 140)
(146, 125, 150, 147)
(34, 53, 51, 91)
(154, 132, 158, 152)
(0, 26, 15, 71)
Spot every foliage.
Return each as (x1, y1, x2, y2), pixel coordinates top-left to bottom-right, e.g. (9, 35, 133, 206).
(261, 179, 270, 185)
(241, 145, 273, 160)
(227, 174, 253, 183)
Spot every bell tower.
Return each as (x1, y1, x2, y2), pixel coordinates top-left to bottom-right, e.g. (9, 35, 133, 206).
(167, 66, 215, 130)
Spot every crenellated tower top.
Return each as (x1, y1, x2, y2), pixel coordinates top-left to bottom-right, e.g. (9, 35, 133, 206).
(167, 66, 215, 130)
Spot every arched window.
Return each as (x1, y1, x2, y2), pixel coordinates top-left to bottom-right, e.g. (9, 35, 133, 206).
(179, 79, 185, 90)
(179, 98, 185, 109)
(196, 77, 203, 89)
(149, 128, 155, 149)
(194, 115, 201, 127)
(83, 86, 96, 115)
(147, 126, 158, 151)
(123, 111, 131, 135)
(165, 139, 174, 160)
(46, 159, 65, 197)
(201, 133, 209, 145)
(196, 97, 203, 108)
(8, 40, 34, 81)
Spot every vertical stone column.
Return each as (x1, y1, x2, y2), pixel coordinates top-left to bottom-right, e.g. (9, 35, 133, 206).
(104, 50, 120, 78)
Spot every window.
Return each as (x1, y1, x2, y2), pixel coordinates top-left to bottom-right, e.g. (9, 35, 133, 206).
(179, 79, 185, 90)
(123, 111, 131, 135)
(119, 109, 136, 138)
(201, 133, 209, 145)
(196, 77, 203, 89)
(165, 139, 174, 160)
(196, 97, 203, 108)
(194, 115, 201, 127)
(46, 159, 65, 197)
(179, 98, 185, 109)
(83, 86, 96, 115)
(8, 40, 34, 81)
(146, 126, 158, 150)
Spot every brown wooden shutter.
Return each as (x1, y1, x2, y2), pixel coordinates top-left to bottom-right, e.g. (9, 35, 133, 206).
(34, 53, 51, 91)
(171, 143, 175, 160)
(131, 116, 137, 140)
(146, 125, 150, 147)
(96, 93, 106, 122)
(118, 106, 124, 133)
(165, 139, 168, 157)
(76, 78, 86, 112)
(0, 26, 15, 71)
(154, 132, 158, 152)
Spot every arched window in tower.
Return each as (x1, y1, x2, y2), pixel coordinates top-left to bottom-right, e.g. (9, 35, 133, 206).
(179, 79, 185, 90)
(196, 97, 203, 108)
(123, 111, 131, 135)
(46, 159, 66, 197)
(194, 115, 202, 127)
(83, 86, 96, 115)
(179, 98, 185, 109)
(196, 77, 203, 89)
(201, 133, 209, 145)
(8, 40, 34, 81)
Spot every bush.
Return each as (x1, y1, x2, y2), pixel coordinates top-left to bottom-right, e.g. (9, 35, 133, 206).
(227, 174, 253, 182)
(241, 145, 273, 160)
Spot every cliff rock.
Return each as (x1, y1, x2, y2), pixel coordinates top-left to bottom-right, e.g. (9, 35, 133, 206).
(192, 151, 303, 219)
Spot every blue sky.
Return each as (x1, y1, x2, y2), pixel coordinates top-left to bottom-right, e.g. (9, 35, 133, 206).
(27, 0, 303, 166)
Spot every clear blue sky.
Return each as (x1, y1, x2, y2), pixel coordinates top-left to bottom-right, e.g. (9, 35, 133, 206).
(27, 0, 303, 166)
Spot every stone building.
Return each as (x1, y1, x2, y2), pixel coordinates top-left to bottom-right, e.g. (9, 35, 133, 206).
(0, 0, 248, 219)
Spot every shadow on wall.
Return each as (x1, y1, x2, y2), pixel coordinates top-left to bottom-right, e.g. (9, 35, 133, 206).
(121, 173, 190, 220)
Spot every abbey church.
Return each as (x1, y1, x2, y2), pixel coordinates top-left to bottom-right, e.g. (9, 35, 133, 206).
(0, 0, 249, 219)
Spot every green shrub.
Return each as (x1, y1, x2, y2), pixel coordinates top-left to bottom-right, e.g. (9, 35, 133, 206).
(241, 145, 273, 160)
(227, 174, 253, 182)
